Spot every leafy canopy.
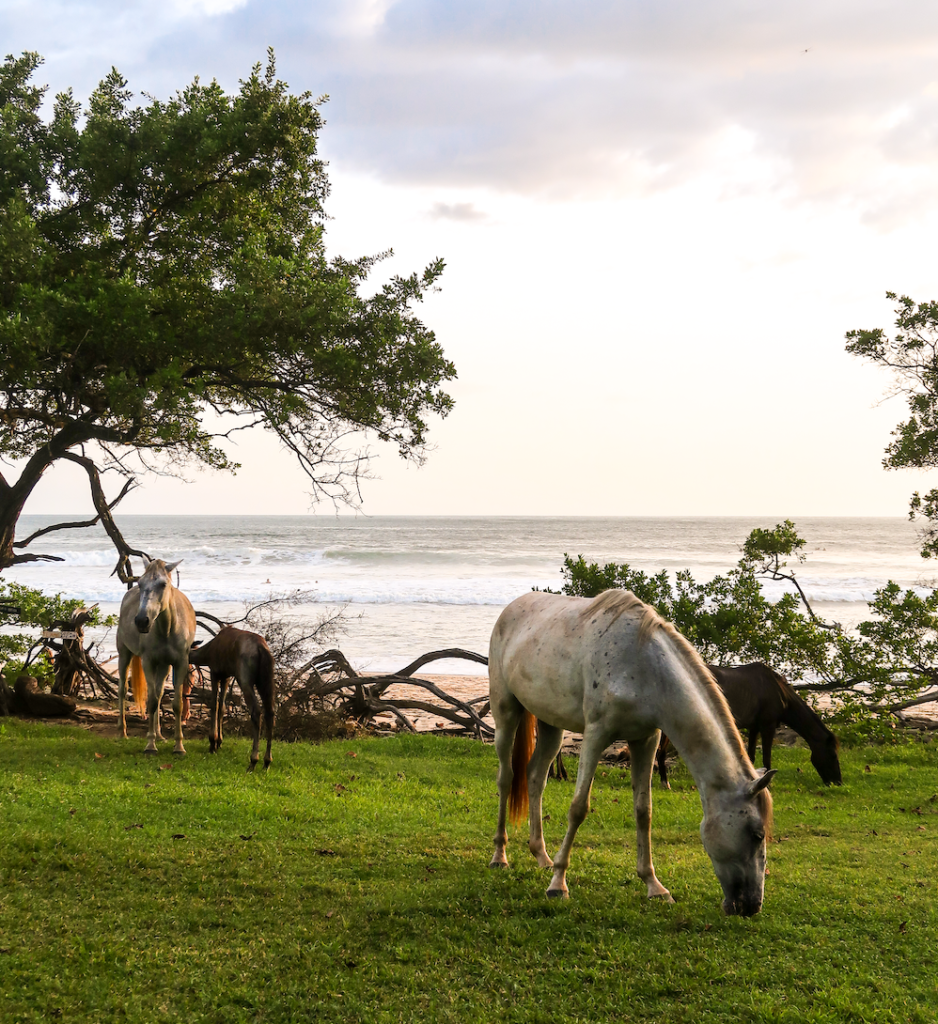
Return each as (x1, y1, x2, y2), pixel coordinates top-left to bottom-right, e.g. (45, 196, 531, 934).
(0, 50, 455, 508)
(846, 292, 938, 556)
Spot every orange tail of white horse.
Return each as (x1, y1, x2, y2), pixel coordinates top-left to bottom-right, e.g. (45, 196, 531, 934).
(130, 655, 147, 715)
(508, 709, 537, 824)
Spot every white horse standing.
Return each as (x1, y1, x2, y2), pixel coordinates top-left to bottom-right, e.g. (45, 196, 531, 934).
(117, 559, 197, 756)
(488, 590, 775, 916)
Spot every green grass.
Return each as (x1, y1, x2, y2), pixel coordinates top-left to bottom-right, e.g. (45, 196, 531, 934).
(1, 720, 936, 1023)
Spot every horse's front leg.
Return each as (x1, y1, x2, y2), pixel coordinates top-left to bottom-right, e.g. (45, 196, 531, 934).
(747, 729, 759, 766)
(760, 725, 776, 770)
(117, 648, 131, 740)
(171, 659, 189, 755)
(656, 734, 671, 790)
(142, 662, 167, 754)
(527, 721, 564, 868)
(547, 726, 611, 898)
(216, 676, 230, 752)
(628, 731, 673, 902)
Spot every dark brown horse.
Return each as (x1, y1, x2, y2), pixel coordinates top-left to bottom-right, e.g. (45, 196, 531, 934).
(657, 662, 842, 787)
(189, 626, 276, 771)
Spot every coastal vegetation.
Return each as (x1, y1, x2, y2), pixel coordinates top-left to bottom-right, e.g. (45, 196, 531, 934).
(1, 722, 936, 1024)
(553, 521, 938, 733)
(0, 50, 455, 579)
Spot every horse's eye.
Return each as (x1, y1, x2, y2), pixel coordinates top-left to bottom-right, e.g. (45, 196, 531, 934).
(753, 831, 765, 844)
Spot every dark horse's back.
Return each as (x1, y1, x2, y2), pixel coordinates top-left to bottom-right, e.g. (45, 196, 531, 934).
(708, 662, 792, 733)
(709, 662, 842, 786)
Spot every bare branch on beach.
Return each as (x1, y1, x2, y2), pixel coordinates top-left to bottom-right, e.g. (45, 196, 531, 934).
(281, 647, 493, 739)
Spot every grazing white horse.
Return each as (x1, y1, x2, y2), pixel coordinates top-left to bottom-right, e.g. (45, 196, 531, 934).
(117, 559, 197, 756)
(488, 590, 775, 916)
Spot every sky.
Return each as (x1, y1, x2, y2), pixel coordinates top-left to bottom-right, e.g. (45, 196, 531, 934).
(5, 0, 938, 517)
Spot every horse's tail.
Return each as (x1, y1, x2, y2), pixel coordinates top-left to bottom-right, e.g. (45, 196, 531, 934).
(130, 655, 147, 715)
(508, 709, 536, 825)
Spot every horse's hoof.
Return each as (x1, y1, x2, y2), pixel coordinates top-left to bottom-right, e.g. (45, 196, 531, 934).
(650, 892, 675, 904)
(546, 888, 569, 899)
(173, 749, 187, 757)
(247, 762, 257, 773)
(142, 748, 159, 756)
(488, 860, 508, 869)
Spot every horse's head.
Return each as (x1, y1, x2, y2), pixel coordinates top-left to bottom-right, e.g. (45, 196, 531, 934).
(811, 733, 842, 786)
(700, 769, 776, 917)
(133, 559, 182, 634)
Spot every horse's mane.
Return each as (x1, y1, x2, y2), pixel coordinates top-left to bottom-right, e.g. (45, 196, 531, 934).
(584, 590, 747, 757)
(584, 590, 773, 827)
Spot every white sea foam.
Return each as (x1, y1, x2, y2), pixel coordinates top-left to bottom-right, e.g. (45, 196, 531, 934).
(5, 514, 930, 672)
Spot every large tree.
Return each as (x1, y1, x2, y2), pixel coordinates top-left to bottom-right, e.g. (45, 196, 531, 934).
(846, 292, 938, 557)
(0, 51, 455, 578)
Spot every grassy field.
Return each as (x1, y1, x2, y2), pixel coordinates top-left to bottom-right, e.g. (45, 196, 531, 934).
(1, 719, 936, 1024)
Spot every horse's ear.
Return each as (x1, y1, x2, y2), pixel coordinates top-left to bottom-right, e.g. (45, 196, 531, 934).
(747, 769, 777, 799)
(164, 559, 183, 574)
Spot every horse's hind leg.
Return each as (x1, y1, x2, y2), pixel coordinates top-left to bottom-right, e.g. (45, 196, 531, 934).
(628, 731, 673, 902)
(547, 724, 612, 899)
(261, 685, 274, 770)
(527, 721, 563, 868)
(488, 701, 523, 869)
(239, 667, 263, 771)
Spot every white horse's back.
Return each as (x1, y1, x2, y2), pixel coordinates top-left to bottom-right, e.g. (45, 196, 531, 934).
(489, 589, 700, 741)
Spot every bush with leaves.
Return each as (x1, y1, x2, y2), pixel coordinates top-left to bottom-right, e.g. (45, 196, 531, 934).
(0, 579, 109, 661)
(551, 521, 938, 729)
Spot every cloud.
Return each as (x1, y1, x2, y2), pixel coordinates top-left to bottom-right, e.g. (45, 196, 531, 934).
(427, 202, 488, 222)
(7, 1, 938, 219)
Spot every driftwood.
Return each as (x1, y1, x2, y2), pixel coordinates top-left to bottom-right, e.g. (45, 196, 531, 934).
(277, 647, 493, 739)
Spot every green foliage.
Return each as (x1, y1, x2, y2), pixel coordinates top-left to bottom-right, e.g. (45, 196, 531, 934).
(847, 292, 938, 557)
(0, 578, 110, 665)
(1, 726, 937, 1024)
(554, 522, 938, 725)
(0, 51, 456, 557)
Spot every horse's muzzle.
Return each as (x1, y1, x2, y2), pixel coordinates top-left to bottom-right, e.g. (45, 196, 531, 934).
(722, 895, 762, 917)
(134, 615, 151, 634)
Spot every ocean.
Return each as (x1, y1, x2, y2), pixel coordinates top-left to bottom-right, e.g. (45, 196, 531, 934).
(3, 515, 931, 675)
